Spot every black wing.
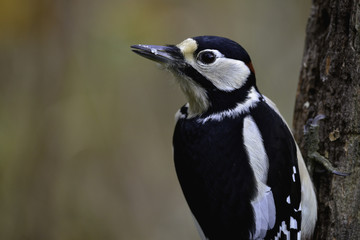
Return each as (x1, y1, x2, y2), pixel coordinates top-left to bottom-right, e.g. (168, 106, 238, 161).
(250, 101, 302, 239)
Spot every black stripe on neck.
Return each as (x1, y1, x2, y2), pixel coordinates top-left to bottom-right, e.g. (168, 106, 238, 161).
(206, 73, 257, 114)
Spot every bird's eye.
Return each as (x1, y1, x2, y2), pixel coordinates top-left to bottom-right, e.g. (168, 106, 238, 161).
(197, 51, 216, 64)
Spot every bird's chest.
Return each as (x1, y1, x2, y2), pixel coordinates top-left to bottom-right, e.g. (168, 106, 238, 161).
(172, 115, 257, 238)
(172, 115, 253, 189)
(173, 117, 245, 163)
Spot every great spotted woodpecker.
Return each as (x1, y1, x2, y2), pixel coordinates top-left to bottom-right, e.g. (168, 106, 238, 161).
(131, 36, 317, 240)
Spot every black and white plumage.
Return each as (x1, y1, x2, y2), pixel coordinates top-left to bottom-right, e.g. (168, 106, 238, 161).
(131, 36, 317, 240)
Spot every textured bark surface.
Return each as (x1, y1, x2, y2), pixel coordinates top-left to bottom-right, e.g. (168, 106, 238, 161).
(293, 0, 360, 239)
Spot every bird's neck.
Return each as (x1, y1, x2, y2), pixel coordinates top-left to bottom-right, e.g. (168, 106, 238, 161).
(204, 73, 260, 115)
(178, 73, 260, 118)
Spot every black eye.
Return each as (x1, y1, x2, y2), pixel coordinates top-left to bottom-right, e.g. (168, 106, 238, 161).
(197, 51, 216, 64)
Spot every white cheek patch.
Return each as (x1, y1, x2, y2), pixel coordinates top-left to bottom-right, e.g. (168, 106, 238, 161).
(182, 54, 251, 92)
(193, 58, 251, 91)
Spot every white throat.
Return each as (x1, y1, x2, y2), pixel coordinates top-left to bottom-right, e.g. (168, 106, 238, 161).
(173, 73, 210, 117)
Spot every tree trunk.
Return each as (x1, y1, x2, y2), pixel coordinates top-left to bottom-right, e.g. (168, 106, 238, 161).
(293, 0, 360, 239)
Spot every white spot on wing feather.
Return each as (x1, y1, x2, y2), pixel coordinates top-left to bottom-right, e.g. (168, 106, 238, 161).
(292, 166, 297, 182)
(290, 216, 298, 229)
(286, 195, 291, 204)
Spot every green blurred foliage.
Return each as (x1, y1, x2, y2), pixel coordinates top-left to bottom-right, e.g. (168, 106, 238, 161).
(0, 0, 310, 239)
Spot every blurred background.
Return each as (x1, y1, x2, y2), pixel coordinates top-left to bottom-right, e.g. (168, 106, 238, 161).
(0, 0, 311, 239)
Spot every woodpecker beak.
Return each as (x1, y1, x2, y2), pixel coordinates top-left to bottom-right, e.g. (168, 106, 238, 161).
(131, 44, 182, 65)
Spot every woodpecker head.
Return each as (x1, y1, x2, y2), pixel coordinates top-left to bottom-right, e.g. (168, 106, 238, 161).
(131, 36, 258, 116)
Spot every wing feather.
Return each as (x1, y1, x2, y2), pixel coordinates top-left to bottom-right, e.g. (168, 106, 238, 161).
(243, 115, 276, 239)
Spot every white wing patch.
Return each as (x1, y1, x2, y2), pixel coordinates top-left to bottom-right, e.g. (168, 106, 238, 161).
(251, 187, 276, 239)
(243, 115, 276, 239)
(243, 116, 269, 195)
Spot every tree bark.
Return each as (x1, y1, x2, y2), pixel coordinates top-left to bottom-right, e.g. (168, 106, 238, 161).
(293, 0, 360, 239)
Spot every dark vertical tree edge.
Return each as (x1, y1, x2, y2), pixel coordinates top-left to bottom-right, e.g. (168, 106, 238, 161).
(293, 0, 360, 239)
